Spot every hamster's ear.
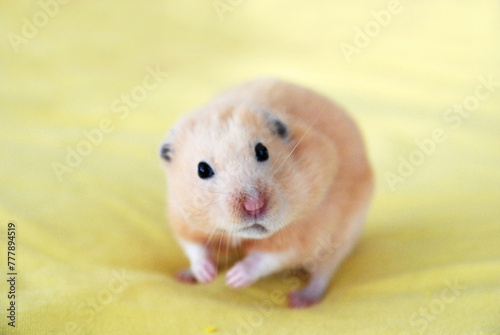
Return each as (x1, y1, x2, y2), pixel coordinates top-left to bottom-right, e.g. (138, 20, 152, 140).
(270, 118, 288, 139)
(159, 143, 172, 162)
(260, 108, 289, 139)
(159, 129, 176, 162)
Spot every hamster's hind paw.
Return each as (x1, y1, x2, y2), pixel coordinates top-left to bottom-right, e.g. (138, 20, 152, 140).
(287, 290, 321, 308)
(175, 269, 198, 284)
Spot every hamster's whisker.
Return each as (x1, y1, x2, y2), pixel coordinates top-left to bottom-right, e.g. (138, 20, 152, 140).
(277, 214, 295, 244)
(207, 190, 232, 195)
(247, 187, 260, 201)
(271, 129, 310, 178)
(271, 147, 298, 179)
(200, 195, 227, 203)
(204, 226, 219, 247)
(234, 233, 242, 261)
(196, 198, 226, 208)
(271, 110, 325, 177)
(216, 233, 224, 268)
(269, 145, 290, 174)
(225, 229, 233, 271)
(277, 221, 291, 245)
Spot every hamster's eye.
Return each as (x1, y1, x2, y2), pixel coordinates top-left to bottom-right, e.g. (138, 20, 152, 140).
(198, 161, 214, 179)
(255, 143, 269, 162)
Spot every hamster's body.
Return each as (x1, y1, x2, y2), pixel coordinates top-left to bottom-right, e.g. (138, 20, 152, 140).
(160, 78, 373, 308)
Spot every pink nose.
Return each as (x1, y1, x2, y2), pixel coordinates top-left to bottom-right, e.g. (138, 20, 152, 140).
(244, 197, 265, 216)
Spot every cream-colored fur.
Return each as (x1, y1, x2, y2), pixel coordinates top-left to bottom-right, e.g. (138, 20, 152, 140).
(160, 78, 373, 308)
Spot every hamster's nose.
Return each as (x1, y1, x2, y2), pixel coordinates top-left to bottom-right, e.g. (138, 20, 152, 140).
(243, 197, 265, 216)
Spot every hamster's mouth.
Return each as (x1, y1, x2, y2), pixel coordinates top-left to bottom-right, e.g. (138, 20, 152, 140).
(240, 223, 268, 234)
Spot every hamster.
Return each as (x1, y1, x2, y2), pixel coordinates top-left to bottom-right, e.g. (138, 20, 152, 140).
(159, 78, 373, 308)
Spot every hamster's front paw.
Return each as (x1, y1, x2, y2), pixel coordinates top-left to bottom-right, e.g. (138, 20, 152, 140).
(226, 261, 258, 288)
(191, 258, 217, 284)
(176, 259, 217, 284)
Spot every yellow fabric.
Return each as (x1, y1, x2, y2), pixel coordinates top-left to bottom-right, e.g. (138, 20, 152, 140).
(1, 0, 499, 334)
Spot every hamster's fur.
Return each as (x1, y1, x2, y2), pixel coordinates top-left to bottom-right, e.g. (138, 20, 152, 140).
(159, 78, 373, 308)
